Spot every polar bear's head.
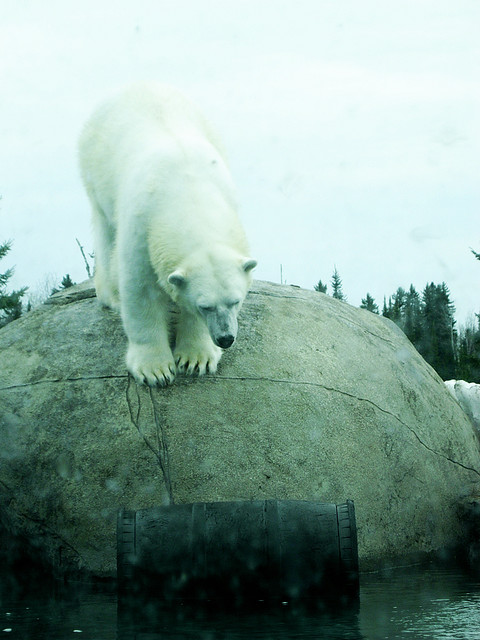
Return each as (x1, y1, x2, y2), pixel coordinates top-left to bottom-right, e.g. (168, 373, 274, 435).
(167, 247, 257, 349)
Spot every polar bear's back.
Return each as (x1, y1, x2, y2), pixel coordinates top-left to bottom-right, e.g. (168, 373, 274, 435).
(78, 83, 229, 215)
(80, 82, 221, 152)
(79, 83, 246, 258)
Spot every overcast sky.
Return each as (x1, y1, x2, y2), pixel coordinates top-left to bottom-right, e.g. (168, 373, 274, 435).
(1, 0, 479, 322)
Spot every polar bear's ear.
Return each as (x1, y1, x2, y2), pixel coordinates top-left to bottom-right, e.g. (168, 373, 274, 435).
(168, 271, 187, 288)
(242, 258, 257, 273)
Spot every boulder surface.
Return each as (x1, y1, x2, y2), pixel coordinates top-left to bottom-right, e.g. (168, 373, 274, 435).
(1, 279, 479, 577)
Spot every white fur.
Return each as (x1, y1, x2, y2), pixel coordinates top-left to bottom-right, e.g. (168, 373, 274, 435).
(78, 83, 256, 386)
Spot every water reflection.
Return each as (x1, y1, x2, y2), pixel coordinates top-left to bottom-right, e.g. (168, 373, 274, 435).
(1, 562, 480, 639)
(0, 579, 117, 640)
(360, 564, 480, 640)
(117, 598, 362, 639)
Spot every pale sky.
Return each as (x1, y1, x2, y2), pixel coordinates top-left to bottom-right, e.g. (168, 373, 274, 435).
(1, 0, 479, 322)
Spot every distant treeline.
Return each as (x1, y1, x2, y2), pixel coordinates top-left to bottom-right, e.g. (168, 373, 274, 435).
(315, 264, 480, 384)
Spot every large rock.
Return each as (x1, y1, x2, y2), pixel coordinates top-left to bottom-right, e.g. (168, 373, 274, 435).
(1, 280, 479, 577)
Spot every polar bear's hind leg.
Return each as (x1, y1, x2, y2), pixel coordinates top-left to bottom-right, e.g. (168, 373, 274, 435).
(91, 203, 120, 310)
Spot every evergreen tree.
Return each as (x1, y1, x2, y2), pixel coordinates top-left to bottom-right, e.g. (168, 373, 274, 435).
(360, 293, 379, 314)
(456, 316, 480, 383)
(390, 287, 406, 327)
(420, 282, 456, 380)
(50, 274, 76, 295)
(471, 248, 480, 261)
(331, 267, 346, 301)
(314, 280, 327, 293)
(382, 281, 457, 380)
(403, 285, 422, 345)
(61, 274, 75, 289)
(382, 296, 392, 319)
(0, 241, 27, 327)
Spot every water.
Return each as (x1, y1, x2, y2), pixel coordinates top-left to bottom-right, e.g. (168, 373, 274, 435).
(360, 565, 480, 640)
(1, 562, 480, 639)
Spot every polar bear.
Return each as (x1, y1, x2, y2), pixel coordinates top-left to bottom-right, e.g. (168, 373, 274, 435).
(78, 83, 256, 386)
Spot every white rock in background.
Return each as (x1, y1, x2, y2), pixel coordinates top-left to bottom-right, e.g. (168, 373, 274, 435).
(445, 380, 480, 435)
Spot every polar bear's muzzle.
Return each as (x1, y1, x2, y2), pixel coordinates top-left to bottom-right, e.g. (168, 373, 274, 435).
(203, 308, 238, 350)
(215, 334, 235, 349)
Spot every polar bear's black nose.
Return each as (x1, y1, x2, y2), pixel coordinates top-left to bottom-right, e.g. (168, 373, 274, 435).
(217, 334, 235, 349)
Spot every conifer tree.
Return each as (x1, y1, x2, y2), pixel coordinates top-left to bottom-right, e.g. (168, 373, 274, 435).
(420, 282, 456, 380)
(382, 281, 457, 380)
(390, 287, 406, 327)
(403, 285, 422, 345)
(331, 267, 346, 301)
(360, 293, 379, 314)
(0, 241, 27, 327)
(462, 247, 480, 379)
(382, 296, 391, 319)
(61, 274, 75, 289)
(50, 274, 76, 295)
(456, 316, 480, 382)
(314, 280, 327, 293)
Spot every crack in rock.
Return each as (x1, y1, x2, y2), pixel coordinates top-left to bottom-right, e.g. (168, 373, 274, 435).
(17, 510, 87, 565)
(2, 372, 478, 479)
(0, 480, 87, 569)
(214, 374, 480, 479)
(0, 374, 129, 391)
(125, 375, 174, 503)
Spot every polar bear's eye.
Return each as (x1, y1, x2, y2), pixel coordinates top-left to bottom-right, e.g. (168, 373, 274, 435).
(227, 300, 241, 308)
(199, 304, 215, 313)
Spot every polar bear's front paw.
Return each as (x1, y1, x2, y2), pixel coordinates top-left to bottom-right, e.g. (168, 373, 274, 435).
(174, 340, 222, 377)
(126, 343, 176, 387)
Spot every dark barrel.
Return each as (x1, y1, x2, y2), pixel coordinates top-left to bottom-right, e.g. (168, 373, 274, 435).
(117, 500, 358, 601)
